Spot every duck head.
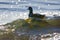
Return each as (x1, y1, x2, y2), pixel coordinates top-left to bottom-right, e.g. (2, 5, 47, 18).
(28, 7, 33, 10)
(28, 7, 33, 13)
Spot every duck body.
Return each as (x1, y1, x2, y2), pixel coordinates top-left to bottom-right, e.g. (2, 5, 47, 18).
(30, 14, 45, 19)
(28, 7, 45, 19)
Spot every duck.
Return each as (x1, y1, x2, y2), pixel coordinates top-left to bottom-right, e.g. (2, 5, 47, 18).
(28, 7, 45, 19)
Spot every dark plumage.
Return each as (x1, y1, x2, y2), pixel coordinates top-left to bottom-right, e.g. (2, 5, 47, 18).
(28, 7, 45, 19)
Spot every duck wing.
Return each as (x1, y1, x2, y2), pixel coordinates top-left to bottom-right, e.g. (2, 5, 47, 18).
(32, 14, 45, 19)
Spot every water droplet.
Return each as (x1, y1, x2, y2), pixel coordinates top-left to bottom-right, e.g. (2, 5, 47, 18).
(18, 0, 21, 2)
(11, 5, 13, 8)
(12, 1, 15, 3)
(16, 2, 18, 4)
(48, 4, 50, 6)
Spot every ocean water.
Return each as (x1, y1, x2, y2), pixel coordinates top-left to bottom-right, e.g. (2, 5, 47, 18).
(0, 0, 60, 40)
(0, 0, 60, 25)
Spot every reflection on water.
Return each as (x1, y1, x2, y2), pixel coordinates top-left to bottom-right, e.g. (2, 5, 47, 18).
(0, 32, 60, 40)
(0, 25, 60, 40)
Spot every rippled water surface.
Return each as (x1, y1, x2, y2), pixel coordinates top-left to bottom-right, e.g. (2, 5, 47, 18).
(0, 0, 60, 40)
(0, 0, 60, 25)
